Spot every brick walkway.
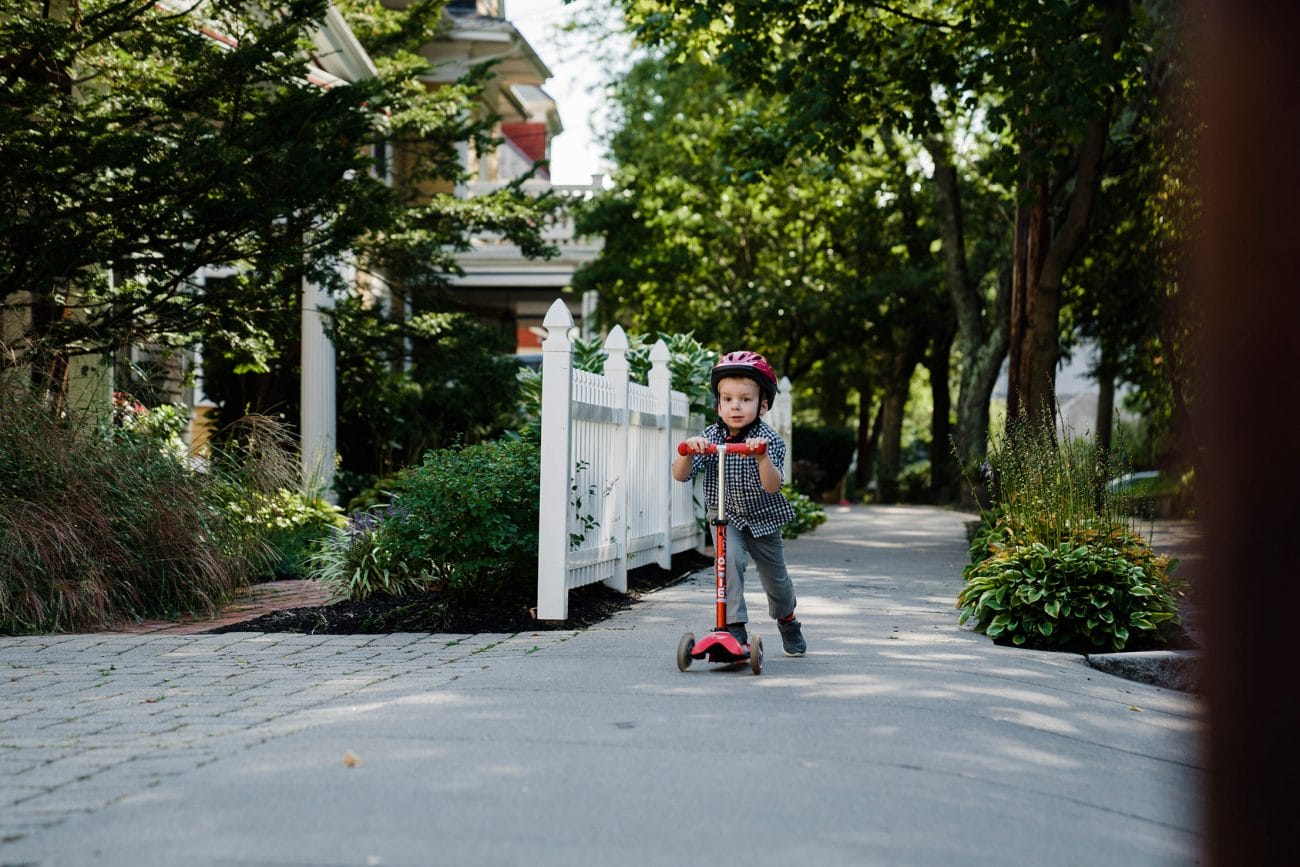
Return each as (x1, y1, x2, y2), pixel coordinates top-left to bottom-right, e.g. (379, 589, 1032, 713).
(95, 579, 334, 636)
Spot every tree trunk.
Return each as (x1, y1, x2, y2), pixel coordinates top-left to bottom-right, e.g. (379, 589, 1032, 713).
(927, 323, 957, 502)
(854, 382, 874, 490)
(875, 343, 920, 504)
(1006, 0, 1127, 433)
(29, 286, 72, 414)
(876, 386, 906, 504)
(1007, 173, 1055, 426)
(858, 402, 884, 495)
(926, 134, 1010, 473)
(1094, 354, 1116, 457)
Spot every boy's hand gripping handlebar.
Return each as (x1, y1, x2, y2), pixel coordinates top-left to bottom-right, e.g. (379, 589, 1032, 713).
(676, 441, 767, 456)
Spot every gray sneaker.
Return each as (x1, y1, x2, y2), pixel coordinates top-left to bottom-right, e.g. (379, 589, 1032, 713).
(777, 618, 806, 656)
(725, 622, 748, 647)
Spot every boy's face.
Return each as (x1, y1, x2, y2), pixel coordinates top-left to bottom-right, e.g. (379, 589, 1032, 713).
(716, 376, 765, 435)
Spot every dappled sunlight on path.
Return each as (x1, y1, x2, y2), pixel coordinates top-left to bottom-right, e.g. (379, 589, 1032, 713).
(0, 504, 1202, 867)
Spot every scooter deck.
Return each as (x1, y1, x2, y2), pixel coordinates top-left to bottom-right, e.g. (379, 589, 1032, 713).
(690, 630, 750, 663)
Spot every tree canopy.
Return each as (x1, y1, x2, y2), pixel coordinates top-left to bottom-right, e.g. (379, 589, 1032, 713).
(1, 0, 552, 407)
(619, 0, 1182, 446)
(575, 0, 1195, 502)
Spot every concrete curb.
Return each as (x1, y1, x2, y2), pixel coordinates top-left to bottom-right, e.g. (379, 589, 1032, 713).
(1086, 649, 1202, 693)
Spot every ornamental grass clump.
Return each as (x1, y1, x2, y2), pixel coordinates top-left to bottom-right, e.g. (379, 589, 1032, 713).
(982, 410, 1133, 546)
(958, 410, 1183, 652)
(0, 382, 283, 634)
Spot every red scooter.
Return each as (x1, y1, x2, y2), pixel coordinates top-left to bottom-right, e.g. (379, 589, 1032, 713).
(675, 441, 764, 675)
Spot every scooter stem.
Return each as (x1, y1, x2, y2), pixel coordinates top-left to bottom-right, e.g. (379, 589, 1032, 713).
(674, 442, 766, 633)
(715, 448, 728, 630)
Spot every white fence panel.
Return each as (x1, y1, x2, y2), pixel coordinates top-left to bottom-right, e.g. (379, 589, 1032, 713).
(536, 299, 705, 620)
(765, 375, 794, 476)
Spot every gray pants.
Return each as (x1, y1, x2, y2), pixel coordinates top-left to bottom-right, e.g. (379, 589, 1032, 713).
(715, 521, 797, 625)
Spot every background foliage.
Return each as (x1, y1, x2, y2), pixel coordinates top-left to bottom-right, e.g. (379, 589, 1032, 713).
(585, 0, 1197, 500)
(957, 410, 1182, 652)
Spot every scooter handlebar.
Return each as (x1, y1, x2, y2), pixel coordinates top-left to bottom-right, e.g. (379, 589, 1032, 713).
(677, 441, 767, 456)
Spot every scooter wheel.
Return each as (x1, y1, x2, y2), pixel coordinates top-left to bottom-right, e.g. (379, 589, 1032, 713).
(676, 632, 696, 672)
(750, 633, 763, 675)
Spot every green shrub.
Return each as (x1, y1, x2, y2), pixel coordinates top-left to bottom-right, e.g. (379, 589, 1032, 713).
(309, 516, 428, 602)
(329, 304, 521, 501)
(312, 439, 541, 602)
(957, 526, 1181, 652)
(964, 506, 1008, 566)
(232, 490, 346, 580)
(626, 332, 717, 417)
(112, 390, 189, 457)
(958, 408, 1184, 653)
(515, 331, 717, 443)
(898, 459, 931, 502)
(782, 484, 827, 539)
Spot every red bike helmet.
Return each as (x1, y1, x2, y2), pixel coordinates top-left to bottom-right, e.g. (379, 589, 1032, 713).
(710, 350, 778, 406)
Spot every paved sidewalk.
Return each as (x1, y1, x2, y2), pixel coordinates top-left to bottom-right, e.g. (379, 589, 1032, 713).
(0, 505, 1203, 866)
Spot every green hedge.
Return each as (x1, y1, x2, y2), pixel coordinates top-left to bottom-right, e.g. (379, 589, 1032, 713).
(313, 439, 540, 602)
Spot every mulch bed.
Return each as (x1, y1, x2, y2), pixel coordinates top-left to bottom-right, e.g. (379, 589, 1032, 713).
(207, 550, 713, 635)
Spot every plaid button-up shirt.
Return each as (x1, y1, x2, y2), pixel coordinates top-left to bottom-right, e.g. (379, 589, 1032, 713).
(687, 419, 796, 537)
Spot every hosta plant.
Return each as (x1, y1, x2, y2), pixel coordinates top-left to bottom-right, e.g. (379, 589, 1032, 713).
(236, 489, 346, 580)
(782, 484, 827, 539)
(958, 527, 1181, 652)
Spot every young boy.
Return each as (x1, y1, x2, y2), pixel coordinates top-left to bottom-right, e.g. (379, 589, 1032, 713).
(671, 350, 806, 656)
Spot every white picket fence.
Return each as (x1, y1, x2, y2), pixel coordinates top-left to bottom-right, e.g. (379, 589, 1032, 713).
(535, 298, 795, 621)
(535, 300, 703, 619)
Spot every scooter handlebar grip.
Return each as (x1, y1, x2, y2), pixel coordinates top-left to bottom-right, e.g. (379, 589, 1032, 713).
(676, 442, 767, 456)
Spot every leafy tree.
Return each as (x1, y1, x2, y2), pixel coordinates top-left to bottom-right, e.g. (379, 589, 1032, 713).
(1062, 0, 1197, 470)
(575, 56, 851, 376)
(622, 0, 1170, 450)
(575, 52, 956, 500)
(0, 0, 553, 420)
(331, 303, 519, 497)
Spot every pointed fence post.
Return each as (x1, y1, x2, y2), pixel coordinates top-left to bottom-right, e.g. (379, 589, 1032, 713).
(648, 339, 673, 569)
(775, 375, 793, 475)
(536, 299, 575, 621)
(603, 326, 630, 592)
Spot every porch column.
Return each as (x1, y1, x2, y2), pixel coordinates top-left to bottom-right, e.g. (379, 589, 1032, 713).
(301, 270, 338, 502)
